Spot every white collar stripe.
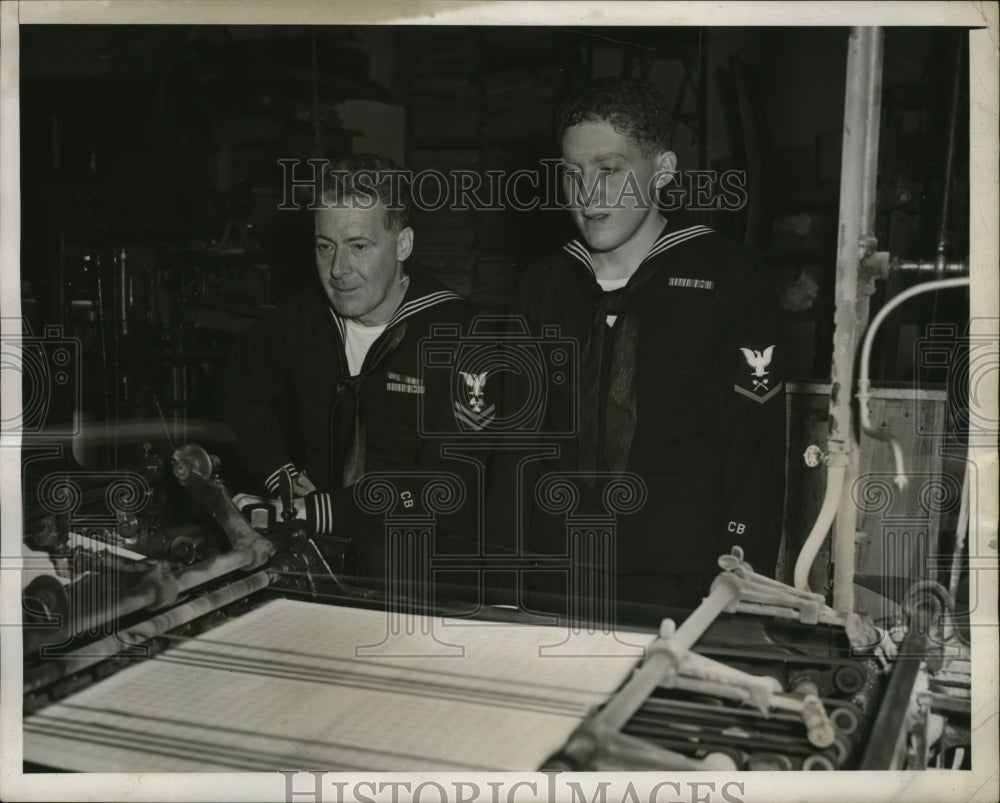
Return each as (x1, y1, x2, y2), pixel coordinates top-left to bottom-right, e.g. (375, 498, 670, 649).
(563, 241, 594, 271)
(644, 227, 712, 260)
(328, 307, 346, 339)
(328, 290, 461, 331)
(388, 290, 463, 326)
(646, 224, 713, 252)
(643, 226, 712, 263)
(395, 290, 462, 315)
(564, 225, 713, 273)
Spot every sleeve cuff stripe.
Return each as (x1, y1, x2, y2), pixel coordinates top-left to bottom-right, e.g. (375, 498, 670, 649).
(311, 494, 333, 534)
(265, 463, 299, 493)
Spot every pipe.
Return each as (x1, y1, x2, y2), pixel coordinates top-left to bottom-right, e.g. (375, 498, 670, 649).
(856, 277, 971, 487)
(893, 259, 968, 275)
(823, 27, 884, 614)
(794, 456, 848, 591)
(24, 570, 272, 694)
(949, 458, 970, 602)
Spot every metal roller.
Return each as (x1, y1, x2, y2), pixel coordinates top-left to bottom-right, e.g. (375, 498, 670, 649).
(802, 754, 837, 770)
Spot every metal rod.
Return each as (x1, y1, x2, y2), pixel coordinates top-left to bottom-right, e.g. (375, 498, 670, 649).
(112, 247, 129, 468)
(827, 26, 884, 615)
(311, 30, 321, 153)
(93, 254, 113, 466)
(24, 570, 272, 694)
(116, 248, 128, 335)
(585, 579, 741, 734)
(936, 32, 964, 271)
(859, 30, 884, 246)
(859, 631, 925, 769)
(90, 547, 260, 629)
(696, 29, 708, 171)
(24, 544, 270, 656)
(669, 577, 741, 652)
(593, 731, 737, 771)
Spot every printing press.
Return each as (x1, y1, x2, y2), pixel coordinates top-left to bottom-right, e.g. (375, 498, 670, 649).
(11, 21, 984, 781)
(20, 441, 972, 772)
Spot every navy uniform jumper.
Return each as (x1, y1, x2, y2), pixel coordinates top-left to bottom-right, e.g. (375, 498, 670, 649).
(509, 219, 786, 609)
(217, 271, 478, 582)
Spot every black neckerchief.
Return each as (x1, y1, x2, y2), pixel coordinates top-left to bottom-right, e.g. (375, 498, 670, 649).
(565, 221, 713, 475)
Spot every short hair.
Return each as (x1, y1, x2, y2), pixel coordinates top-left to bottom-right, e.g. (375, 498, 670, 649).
(556, 78, 674, 156)
(321, 152, 411, 232)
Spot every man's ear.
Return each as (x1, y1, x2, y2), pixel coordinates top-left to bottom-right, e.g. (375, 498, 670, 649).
(396, 226, 414, 262)
(653, 151, 678, 189)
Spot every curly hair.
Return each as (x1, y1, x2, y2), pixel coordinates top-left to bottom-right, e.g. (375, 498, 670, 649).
(556, 78, 674, 156)
(321, 152, 411, 232)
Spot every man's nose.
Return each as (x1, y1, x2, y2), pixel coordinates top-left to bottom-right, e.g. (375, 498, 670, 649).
(329, 247, 349, 278)
(574, 172, 604, 210)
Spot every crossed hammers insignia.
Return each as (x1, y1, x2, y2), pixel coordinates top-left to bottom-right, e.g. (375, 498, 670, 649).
(740, 346, 775, 394)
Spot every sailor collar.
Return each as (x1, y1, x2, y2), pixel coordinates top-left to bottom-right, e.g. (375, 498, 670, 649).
(326, 274, 463, 340)
(563, 222, 714, 276)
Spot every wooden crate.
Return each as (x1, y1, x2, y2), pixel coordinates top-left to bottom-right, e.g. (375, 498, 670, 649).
(783, 383, 959, 622)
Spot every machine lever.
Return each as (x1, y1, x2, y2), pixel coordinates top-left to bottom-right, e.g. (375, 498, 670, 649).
(279, 468, 296, 522)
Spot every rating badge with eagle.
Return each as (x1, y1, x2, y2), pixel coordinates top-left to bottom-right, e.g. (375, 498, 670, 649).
(735, 344, 783, 403)
(453, 371, 496, 430)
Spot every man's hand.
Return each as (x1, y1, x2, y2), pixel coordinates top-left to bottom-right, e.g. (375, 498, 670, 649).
(233, 492, 306, 523)
(292, 473, 317, 496)
(233, 491, 335, 535)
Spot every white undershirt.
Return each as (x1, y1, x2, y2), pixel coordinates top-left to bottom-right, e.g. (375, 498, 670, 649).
(343, 318, 388, 376)
(596, 276, 629, 326)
